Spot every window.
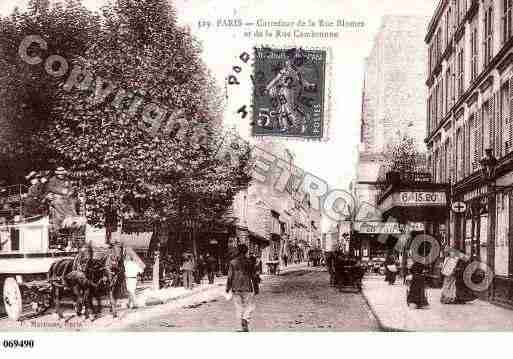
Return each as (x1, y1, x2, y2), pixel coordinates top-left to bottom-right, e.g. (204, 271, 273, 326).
(434, 84, 439, 127)
(433, 149, 439, 183)
(457, 44, 465, 98)
(456, 127, 463, 181)
(501, 83, 511, 155)
(428, 45, 433, 74)
(427, 96, 432, 134)
(445, 68, 451, 113)
(443, 141, 449, 182)
(495, 192, 510, 276)
(446, 8, 452, 46)
(470, 20, 478, 81)
(484, 6, 494, 66)
(504, 0, 513, 43)
(483, 100, 491, 151)
(436, 28, 442, 61)
(456, 0, 466, 26)
(469, 114, 477, 173)
(474, 109, 483, 170)
(467, 116, 473, 176)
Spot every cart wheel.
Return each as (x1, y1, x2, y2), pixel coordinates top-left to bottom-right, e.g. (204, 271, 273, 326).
(3, 278, 23, 321)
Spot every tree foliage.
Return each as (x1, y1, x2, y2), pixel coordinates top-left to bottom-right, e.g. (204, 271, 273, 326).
(42, 0, 252, 226)
(383, 135, 426, 174)
(0, 0, 100, 183)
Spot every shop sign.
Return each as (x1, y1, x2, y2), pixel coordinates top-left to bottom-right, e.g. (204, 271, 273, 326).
(398, 191, 446, 205)
(354, 221, 402, 234)
(354, 221, 424, 234)
(451, 201, 466, 213)
(209, 239, 218, 244)
(407, 222, 425, 231)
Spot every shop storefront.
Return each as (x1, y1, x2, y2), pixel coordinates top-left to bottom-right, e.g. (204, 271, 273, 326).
(452, 166, 513, 308)
(375, 178, 449, 281)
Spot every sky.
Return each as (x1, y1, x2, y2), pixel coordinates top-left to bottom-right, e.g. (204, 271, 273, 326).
(0, 0, 438, 191)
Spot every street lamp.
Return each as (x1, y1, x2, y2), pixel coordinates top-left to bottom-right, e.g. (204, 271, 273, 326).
(479, 148, 498, 182)
(478, 148, 498, 273)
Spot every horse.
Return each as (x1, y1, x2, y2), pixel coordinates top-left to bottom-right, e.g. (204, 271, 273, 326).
(47, 242, 93, 319)
(86, 242, 126, 319)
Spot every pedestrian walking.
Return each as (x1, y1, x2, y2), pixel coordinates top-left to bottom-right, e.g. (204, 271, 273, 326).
(282, 253, 288, 267)
(440, 248, 459, 304)
(384, 255, 398, 285)
(225, 244, 259, 332)
(181, 254, 194, 290)
(195, 254, 205, 284)
(454, 255, 477, 304)
(205, 252, 217, 284)
(124, 255, 143, 309)
(406, 261, 429, 309)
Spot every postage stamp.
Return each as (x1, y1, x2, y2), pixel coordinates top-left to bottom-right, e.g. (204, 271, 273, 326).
(251, 46, 328, 140)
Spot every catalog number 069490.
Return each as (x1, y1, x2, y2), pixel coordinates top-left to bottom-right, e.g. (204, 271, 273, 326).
(2, 339, 35, 349)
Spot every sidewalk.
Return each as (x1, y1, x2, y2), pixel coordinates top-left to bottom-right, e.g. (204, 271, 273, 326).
(133, 276, 226, 307)
(362, 275, 513, 331)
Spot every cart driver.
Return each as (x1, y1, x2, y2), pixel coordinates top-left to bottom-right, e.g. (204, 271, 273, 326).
(46, 167, 78, 229)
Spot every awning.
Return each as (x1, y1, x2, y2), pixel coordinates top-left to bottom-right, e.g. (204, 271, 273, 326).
(249, 231, 269, 245)
(378, 185, 449, 222)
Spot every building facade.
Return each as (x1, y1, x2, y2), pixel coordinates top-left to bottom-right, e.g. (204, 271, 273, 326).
(356, 15, 430, 211)
(354, 15, 430, 260)
(232, 139, 321, 272)
(361, 15, 430, 155)
(426, 0, 513, 307)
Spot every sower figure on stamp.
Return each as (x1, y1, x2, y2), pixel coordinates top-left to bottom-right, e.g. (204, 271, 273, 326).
(265, 47, 317, 134)
(225, 244, 259, 332)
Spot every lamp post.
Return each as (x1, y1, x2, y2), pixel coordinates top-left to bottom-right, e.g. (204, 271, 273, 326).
(479, 148, 498, 275)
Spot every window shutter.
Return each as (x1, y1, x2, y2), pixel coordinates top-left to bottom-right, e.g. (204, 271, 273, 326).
(464, 120, 469, 176)
(499, 90, 505, 156)
(472, 113, 479, 172)
(509, 79, 513, 154)
(489, 94, 495, 155)
(477, 107, 483, 164)
(467, 119, 472, 176)
(457, 128, 463, 181)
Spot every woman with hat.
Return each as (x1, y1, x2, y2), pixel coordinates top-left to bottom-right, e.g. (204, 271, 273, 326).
(23, 171, 47, 218)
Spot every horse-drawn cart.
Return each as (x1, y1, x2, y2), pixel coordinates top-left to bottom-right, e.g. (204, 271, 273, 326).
(0, 184, 84, 321)
(0, 217, 82, 321)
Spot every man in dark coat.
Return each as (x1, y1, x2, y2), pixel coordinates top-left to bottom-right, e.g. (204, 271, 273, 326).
(205, 253, 217, 284)
(226, 244, 258, 332)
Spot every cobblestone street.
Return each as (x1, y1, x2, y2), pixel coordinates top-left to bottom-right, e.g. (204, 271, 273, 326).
(127, 268, 380, 332)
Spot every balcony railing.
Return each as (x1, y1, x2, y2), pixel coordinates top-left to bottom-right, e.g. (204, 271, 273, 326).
(376, 171, 433, 205)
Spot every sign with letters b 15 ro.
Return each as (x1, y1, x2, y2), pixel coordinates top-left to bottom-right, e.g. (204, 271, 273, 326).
(398, 191, 447, 206)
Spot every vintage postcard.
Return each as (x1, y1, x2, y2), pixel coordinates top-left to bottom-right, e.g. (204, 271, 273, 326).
(1, 1, 513, 354)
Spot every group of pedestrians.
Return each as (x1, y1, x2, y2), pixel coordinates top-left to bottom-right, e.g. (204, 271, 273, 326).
(378, 250, 477, 310)
(180, 253, 218, 290)
(439, 249, 477, 305)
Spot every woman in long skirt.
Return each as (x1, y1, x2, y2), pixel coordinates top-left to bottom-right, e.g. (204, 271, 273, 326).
(440, 250, 459, 304)
(454, 256, 477, 304)
(407, 261, 429, 309)
(384, 255, 398, 285)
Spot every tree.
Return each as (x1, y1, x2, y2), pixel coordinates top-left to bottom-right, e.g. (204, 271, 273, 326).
(43, 0, 252, 248)
(0, 0, 100, 183)
(384, 136, 425, 174)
